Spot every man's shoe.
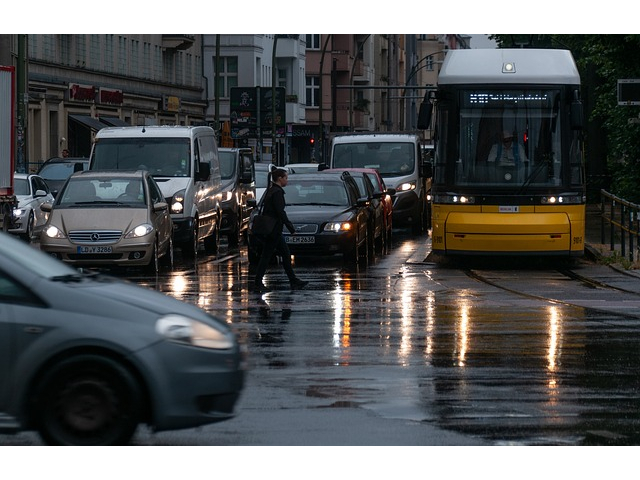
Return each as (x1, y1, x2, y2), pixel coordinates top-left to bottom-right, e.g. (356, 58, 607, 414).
(290, 280, 309, 290)
(252, 283, 271, 293)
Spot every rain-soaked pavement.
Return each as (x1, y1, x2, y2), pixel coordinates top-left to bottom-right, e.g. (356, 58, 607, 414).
(5, 228, 640, 446)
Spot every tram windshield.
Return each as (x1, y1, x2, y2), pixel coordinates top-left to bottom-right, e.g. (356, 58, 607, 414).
(440, 88, 578, 189)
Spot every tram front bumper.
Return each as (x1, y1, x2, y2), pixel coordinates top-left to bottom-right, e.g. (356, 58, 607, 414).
(433, 210, 584, 256)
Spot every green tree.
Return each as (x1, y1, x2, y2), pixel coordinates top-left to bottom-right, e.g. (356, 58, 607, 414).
(491, 35, 640, 203)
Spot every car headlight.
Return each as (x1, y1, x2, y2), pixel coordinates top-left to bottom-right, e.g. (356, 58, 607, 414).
(45, 225, 66, 238)
(156, 314, 234, 350)
(172, 190, 185, 214)
(323, 221, 353, 232)
(124, 223, 154, 238)
(13, 208, 24, 218)
(397, 181, 416, 192)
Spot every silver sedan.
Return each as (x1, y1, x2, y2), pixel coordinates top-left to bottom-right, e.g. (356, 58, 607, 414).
(0, 231, 245, 445)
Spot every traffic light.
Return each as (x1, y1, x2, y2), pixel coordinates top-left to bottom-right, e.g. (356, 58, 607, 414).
(310, 136, 315, 146)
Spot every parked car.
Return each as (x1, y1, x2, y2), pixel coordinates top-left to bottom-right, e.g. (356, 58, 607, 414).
(37, 156, 90, 198)
(9, 173, 55, 241)
(254, 163, 288, 203)
(287, 162, 323, 174)
(39, 170, 173, 273)
(247, 171, 370, 265)
(218, 148, 256, 247)
(0, 230, 245, 445)
(325, 167, 395, 251)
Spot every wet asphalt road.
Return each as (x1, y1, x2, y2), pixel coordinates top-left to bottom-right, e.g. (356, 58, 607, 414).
(4, 229, 640, 446)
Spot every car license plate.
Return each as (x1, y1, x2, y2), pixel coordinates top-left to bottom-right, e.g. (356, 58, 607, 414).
(77, 245, 113, 254)
(285, 236, 315, 244)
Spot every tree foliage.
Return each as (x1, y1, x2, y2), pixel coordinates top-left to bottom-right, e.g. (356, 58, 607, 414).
(491, 35, 640, 203)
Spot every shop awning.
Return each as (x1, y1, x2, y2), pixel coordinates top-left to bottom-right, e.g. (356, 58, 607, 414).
(69, 114, 106, 131)
(100, 117, 130, 127)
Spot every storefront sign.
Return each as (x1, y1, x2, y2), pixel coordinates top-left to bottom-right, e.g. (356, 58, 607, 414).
(69, 83, 96, 102)
(99, 88, 123, 105)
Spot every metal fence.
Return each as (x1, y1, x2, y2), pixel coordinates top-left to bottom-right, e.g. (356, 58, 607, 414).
(600, 189, 640, 262)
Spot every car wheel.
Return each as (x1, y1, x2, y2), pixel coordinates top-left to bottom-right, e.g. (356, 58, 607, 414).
(359, 231, 370, 265)
(411, 199, 425, 235)
(145, 239, 160, 274)
(23, 211, 35, 241)
(33, 355, 143, 446)
(203, 223, 220, 254)
(160, 235, 174, 270)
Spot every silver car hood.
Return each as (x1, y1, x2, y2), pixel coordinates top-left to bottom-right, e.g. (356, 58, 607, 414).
(51, 206, 150, 232)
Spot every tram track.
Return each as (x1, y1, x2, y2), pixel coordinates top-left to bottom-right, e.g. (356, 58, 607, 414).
(463, 261, 640, 319)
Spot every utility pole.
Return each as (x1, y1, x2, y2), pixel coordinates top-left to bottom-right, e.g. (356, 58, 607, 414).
(271, 35, 279, 166)
(16, 34, 27, 173)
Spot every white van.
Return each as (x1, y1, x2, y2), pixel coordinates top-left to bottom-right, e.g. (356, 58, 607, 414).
(330, 132, 433, 234)
(90, 126, 222, 257)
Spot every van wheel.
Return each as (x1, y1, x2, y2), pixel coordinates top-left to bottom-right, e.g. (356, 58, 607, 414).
(203, 224, 220, 254)
(228, 219, 241, 248)
(181, 222, 199, 259)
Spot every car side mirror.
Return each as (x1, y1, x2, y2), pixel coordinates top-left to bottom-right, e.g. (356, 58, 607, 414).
(385, 188, 396, 197)
(40, 202, 53, 213)
(153, 202, 169, 212)
(34, 189, 47, 198)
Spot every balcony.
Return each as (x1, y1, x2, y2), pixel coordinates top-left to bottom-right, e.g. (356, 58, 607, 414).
(162, 35, 195, 51)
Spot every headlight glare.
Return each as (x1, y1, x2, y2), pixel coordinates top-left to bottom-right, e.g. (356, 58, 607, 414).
(323, 221, 352, 232)
(125, 223, 153, 238)
(45, 225, 66, 238)
(156, 315, 233, 350)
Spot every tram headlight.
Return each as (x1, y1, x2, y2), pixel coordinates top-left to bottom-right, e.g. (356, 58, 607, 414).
(433, 194, 475, 204)
(541, 194, 583, 205)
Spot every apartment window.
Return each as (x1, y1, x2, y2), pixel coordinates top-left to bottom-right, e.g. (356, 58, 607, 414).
(278, 68, 287, 89)
(59, 35, 71, 65)
(305, 34, 320, 50)
(142, 42, 150, 78)
(104, 35, 114, 71)
(215, 56, 238, 98)
(130, 39, 139, 77)
(426, 55, 434, 71)
(117, 36, 127, 75)
(306, 75, 319, 107)
(89, 35, 101, 70)
(75, 35, 86, 67)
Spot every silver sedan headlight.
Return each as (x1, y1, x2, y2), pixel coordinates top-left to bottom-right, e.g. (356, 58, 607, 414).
(155, 314, 234, 350)
(124, 223, 153, 238)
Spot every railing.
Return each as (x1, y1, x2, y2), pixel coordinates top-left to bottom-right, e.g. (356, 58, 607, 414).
(600, 189, 640, 262)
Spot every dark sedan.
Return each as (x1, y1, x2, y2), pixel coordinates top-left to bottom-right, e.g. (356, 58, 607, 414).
(247, 171, 370, 264)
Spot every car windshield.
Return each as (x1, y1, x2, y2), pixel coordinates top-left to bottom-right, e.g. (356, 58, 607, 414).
(219, 151, 237, 180)
(0, 231, 78, 278)
(92, 137, 190, 177)
(39, 162, 79, 181)
(14, 178, 29, 195)
(285, 180, 349, 206)
(58, 177, 145, 205)
(332, 142, 415, 177)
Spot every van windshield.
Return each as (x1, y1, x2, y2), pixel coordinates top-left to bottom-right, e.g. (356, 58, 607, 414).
(218, 151, 237, 180)
(92, 138, 190, 177)
(332, 142, 415, 177)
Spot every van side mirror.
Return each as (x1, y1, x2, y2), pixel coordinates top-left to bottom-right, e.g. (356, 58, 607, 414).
(197, 162, 211, 181)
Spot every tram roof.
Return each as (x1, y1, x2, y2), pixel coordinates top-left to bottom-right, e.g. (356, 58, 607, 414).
(438, 48, 580, 86)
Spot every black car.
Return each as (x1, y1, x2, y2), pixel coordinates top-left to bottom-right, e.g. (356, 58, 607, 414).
(247, 171, 371, 265)
(37, 157, 90, 198)
(325, 168, 387, 256)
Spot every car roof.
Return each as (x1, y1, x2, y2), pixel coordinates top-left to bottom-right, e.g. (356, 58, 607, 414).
(41, 157, 89, 164)
(324, 167, 380, 175)
(70, 169, 148, 180)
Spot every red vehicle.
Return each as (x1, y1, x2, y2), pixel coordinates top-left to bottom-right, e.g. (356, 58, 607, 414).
(324, 167, 395, 253)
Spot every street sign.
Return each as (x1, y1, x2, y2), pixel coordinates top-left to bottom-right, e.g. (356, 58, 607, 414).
(618, 79, 640, 106)
(230, 86, 285, 138)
